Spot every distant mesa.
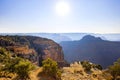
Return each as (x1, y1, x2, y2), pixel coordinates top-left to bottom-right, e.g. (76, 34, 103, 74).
(60, 35, 120, 68)
(80, 35, 102, 41)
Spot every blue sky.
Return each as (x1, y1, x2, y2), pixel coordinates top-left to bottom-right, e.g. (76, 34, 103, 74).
(0, 0, 120, 33)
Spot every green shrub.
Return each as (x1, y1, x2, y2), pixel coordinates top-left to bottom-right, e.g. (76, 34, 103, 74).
(0, 47, 11, 63)
(56, 70, 62, 80)
(0, 48, 35, 80)
(109, 58, 120, 80)
(2, 57, 35, 80)
(14, 59, 35, 79)
(42, 58, 61, 79)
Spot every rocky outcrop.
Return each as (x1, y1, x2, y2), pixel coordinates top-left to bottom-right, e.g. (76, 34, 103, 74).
(0, 36, 64, 66)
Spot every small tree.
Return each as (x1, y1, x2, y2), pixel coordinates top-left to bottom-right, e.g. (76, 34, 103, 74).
(42, 58, 61, 79)
(109, 58, 120, 80)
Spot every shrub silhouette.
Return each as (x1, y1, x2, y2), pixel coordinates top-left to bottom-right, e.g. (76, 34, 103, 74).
(93, 64, 102, 70)
(81, 61, 92, 72)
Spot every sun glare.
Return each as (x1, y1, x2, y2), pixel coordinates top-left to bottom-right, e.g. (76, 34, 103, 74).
(55, 1, 70, 16)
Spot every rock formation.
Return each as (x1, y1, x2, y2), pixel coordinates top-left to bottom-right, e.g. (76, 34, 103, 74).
(0, 35, 64, 66)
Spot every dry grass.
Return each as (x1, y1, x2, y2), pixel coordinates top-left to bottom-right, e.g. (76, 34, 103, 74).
(29, 67, 43, 80)
(30, 67, 56, 80)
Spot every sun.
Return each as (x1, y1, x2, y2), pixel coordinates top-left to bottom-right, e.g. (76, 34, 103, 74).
(55, 1, 70, 16)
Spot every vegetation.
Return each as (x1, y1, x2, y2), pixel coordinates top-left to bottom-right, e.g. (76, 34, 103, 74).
(1, 35, 120, 80)
(81, 61, 92, 72)
(14, 59, 35, 79)
(0, 47, 35, 80)
(0, 47, 120, 80)
(0, 47, 11, 63)
(92, 64, 102, 70)
(81, 60, 103, 72)
(42, 58, 61, 80)
(109, 58, 120, 80)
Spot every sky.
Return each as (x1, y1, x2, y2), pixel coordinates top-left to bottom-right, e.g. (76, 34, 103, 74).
(0, 0, 120, 33)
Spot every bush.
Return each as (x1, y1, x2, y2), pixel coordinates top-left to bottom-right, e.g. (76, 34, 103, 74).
(93, 64, 102, 70)
(42, 58, 61, 79)
(81, 61, 92, 72)
(0, 48, 35, 80)
(0, 52, 34, 80)
(0, 47, 11, 63)
(2, 57, 35, 80)
(56, 70, 62, 79)
(109, 58, 120, 80)
(14, 59, 35, 79)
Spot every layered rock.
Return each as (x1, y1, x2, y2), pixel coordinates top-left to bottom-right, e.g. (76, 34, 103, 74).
(0, 36, 64, 66)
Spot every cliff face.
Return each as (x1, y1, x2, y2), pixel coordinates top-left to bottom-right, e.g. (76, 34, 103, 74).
(0, 36, 64, 65)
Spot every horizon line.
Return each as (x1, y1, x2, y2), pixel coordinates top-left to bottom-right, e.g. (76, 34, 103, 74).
(0, 32, 120, 34)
